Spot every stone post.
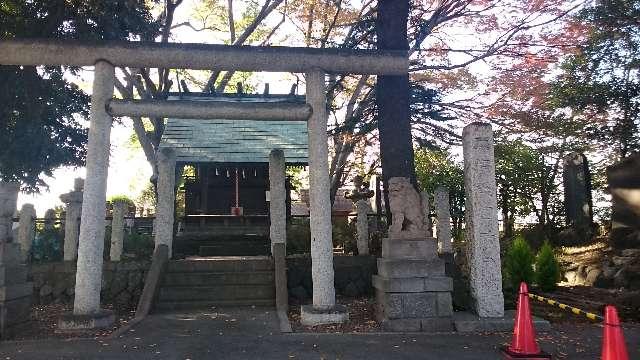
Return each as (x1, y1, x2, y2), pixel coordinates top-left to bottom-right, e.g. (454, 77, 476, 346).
(300, 69, 347, 325)
(562, 152, 593, 243)
(109, 200, 127, 261)
(462, 122, 504, 318)
(0, 182, 33, 339)
(43, 209, 56, 231)
(420, 191, 431, 236)
(434, 186, 452, 254)
(269, 149, 286, 252)
(154, 148, 176, 257)
(60, 178, 83, 261)
(67, 60, 115, 327)
(17, 204, 36, 263)
(355, 199, 371, 255)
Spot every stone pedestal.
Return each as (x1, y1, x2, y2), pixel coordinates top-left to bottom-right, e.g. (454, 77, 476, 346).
(0, 182, 33, 339)
(373, 237, 453, 332)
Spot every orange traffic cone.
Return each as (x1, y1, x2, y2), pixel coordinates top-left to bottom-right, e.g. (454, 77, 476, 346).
(601, 305, 629, 360)
(501, 282, 551, 359)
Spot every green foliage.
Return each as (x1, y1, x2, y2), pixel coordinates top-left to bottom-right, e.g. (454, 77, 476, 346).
(31, 228, 63, 263)
(503, 236, 535, 291)
(494, 140, 555, 236)
(108, 195, 135, 207)
(414, 148, 464, 220)
(286, 166, 305, 191)
(534, 241, 561, 292)
(0, 0, 159, 191)
(287, 218, 311, 255)
(550, 0, 640, 158)
(333, 217, 357, 255)
(123, 232, 154, 260)
(286, 216, 358, 255)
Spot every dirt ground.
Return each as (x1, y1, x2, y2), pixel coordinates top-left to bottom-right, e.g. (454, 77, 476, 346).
(7, 303, 136, 341)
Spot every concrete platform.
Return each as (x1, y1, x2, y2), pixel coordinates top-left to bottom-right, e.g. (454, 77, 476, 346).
(453, 310, 551, 333)
(2, 311, 638, 359)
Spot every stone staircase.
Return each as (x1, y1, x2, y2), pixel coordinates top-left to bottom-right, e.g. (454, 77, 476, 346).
(174, 234, 270, 257)
(155, 257, 276, 311)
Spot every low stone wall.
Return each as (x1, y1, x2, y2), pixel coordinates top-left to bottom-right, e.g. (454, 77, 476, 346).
(29, 260, 150, 311)
(286, 254, 377, 301)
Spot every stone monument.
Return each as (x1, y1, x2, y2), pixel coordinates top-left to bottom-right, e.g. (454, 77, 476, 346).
(561, 152, 593, 244)
(109, 200, 127, 261)
(0, 182, 33, 339)
(607, 153, 640, 249)
(434, 186, 452, 254)
(372, 177, 453, 332)
(60, 178, 84, 261)
(345, 175, 374, 255)
(17, 203, 36, 263)
(462, 122, 504, 318)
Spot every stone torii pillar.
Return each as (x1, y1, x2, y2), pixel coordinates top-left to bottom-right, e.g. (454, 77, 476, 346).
(462, 122, 504, 318)
(269, 149, 286, 252)
(61, 61, 115, 329)
(300, 69, 348, 325)
(60, 178, 83, 261)
(154, 148, 177, 257)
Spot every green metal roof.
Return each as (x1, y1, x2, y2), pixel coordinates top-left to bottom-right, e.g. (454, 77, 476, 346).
(159, 94, 308, 164)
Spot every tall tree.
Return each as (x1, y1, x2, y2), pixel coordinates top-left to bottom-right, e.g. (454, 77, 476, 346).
(550, 0, 640, 159)
(0, 0, 158, 191)
(376, 0, 416, 187)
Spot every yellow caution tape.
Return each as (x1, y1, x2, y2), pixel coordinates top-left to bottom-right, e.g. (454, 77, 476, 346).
(528, 293, 603, 321)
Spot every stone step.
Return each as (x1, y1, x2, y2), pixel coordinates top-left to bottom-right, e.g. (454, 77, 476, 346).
(158, 284, 275, 302)
(167, 258, 274, 273)
(155, 299, 275, 312)
(162, 271, 274, 286)
(377, 258, 445, 278)
(199, 243, 269, 257)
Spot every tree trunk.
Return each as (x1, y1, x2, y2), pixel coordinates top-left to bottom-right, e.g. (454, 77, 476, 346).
(376, 0, 415, 184)
(376, 0, 415, 224)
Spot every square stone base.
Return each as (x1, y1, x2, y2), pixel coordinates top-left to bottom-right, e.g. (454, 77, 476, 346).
(300, 304, 349, 326)
(58, 309, 115, 330)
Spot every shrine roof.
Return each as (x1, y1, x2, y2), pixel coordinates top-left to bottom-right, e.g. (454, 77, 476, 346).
(159, 93, 308, 164)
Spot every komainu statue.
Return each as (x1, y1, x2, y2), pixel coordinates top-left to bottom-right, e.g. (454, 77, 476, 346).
(388, 177, 426, 239)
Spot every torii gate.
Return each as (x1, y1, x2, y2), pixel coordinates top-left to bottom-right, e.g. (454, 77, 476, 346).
(0, 39, 407, 328)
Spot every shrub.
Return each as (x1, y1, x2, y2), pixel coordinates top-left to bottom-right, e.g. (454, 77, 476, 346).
(504, 236, 535, 291)
(535, 241, 561, 292)
(32, 228, 63, 262)
(287, 218, 311, 255)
